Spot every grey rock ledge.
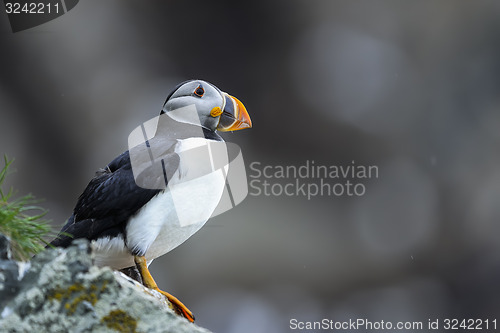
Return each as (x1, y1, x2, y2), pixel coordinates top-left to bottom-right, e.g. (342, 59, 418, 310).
(0, 236, 211, 333)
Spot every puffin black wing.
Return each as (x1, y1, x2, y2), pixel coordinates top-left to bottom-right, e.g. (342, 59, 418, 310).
(50, 149, 179, 247)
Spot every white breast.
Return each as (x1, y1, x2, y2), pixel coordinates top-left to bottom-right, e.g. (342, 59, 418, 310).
(144, 169, 225, 260)
(92, 138, 227, 269)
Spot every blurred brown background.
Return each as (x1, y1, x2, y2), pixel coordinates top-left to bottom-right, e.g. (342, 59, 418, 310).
(1, 1, 500, 332)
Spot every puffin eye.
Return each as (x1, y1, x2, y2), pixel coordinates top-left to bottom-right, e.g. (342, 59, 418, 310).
(193, 85, 205, 97)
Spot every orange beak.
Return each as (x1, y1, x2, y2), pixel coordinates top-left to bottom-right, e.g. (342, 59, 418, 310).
(217, 93, 252, 132)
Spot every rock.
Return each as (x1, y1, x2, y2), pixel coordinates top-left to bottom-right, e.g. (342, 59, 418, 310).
(0, 233, 12, 260)
(0, 236, 211, 333)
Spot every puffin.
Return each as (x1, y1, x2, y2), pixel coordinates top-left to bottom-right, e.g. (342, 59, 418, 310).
(49, 80, 252, 322)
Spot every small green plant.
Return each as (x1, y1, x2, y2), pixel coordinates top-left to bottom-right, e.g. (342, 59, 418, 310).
(0, 156, 53, 260)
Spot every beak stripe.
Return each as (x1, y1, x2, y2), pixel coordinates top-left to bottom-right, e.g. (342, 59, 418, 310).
(217, 93, 252, 132)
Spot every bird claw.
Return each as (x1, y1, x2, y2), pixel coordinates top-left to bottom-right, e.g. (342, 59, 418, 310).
(134, 255, 195, 322)
(155, 288, 195, 322)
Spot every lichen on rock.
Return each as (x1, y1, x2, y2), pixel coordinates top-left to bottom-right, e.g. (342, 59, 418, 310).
(0, 235, 211, 333)
(101, 309, 138, 333)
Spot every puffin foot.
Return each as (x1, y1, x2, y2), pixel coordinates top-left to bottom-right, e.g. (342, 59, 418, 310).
(134, 255, 195, 322)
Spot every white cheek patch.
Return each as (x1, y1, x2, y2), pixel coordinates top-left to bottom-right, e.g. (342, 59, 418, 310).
(165, 104, 201, 126)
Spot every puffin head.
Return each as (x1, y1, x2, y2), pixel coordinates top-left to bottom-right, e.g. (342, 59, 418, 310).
(161, 80, 252, 132)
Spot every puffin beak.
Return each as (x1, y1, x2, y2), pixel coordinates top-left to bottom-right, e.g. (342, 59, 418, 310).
(217, 93, 252, 132)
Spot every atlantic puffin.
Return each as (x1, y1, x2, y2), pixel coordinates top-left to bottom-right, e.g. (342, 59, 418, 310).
(49, 80, 252, 322)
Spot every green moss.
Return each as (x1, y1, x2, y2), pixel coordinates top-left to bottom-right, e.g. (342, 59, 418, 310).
(101, 310, 138, 333)
(48, 281, 108, 314)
